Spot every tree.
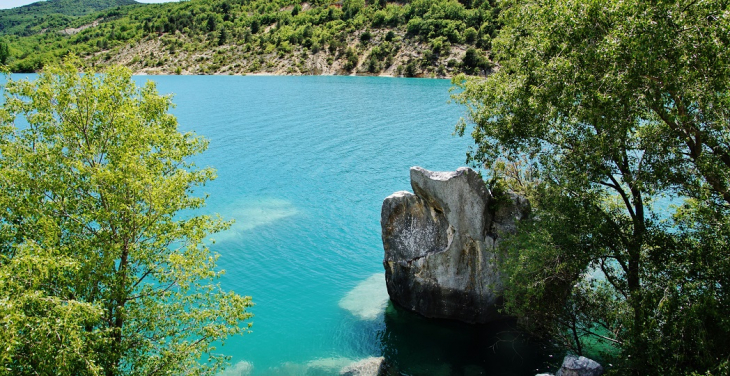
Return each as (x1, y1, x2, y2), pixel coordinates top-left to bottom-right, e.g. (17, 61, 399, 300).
(218, 27, 228, 46)
(460, 47, 490, 75)
(206, 14, 217, 32)
(343, 0, 365, 20)
(0, 41, 8, 65)
(463, 26, 478, 43)
(453, 0, 730, 375)
(0, 60, 253, 375)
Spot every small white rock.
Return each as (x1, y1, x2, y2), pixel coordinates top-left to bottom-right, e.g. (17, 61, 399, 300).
(555, 355, 604, 376)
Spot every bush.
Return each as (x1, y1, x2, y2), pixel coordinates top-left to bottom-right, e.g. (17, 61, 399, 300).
(360, 30, 372, 43)
(406, 17, 422, 35)
(461, 47, 490, 74)
(463, 27, 477, 43)
(367, 56, 379, 73)
(403, 60, 417, 77)
(343, 47, 358, 71)
(372, 10, 386, 27)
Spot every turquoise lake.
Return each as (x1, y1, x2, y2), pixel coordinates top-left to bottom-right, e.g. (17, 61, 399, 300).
(10, 74, 558, 375)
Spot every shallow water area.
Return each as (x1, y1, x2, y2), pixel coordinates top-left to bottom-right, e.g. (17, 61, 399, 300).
(8, 73, 559, 375)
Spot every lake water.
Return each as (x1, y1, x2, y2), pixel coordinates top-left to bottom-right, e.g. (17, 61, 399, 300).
(13, 74, 558, 375)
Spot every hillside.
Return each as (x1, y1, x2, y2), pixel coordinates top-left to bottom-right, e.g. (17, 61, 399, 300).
(0, 0, 140, 36)
(1, 0, 499, 78)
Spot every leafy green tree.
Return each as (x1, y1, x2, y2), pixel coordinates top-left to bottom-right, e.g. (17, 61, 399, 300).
(218, 27, 229, 46)
(454, 0, 730, 375)
(0, 41, 8, 65)
(343, 0, 365, 20)
(463, 26, 477, 43)
(0, 60, 253, 375)
(206, 14, 218, 32)
(344, 46, 359, 71)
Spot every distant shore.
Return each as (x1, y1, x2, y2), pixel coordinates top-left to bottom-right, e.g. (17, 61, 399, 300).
(131, 70, 456, 79)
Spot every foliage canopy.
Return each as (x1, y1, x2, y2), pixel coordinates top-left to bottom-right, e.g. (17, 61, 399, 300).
(454, 0, 730, 375)
(0, 60, 252, 375)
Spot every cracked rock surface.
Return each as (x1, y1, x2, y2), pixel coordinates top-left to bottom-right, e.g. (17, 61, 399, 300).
(381, 166, 529, 323)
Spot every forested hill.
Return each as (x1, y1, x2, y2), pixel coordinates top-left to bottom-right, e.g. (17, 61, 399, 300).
(0, 0, 498, 77)
(0, 0, 140, 36)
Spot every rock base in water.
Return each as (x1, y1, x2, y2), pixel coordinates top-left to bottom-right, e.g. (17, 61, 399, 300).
(381, 166, 529, 324)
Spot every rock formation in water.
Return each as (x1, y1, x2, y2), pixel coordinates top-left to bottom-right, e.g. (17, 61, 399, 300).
(381, 166, 529, 323)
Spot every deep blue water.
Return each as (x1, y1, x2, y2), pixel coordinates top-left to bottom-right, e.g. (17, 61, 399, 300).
(10, 74, 557, 375)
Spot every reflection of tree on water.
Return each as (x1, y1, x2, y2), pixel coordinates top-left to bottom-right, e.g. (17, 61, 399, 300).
(377, 302, 561, 376)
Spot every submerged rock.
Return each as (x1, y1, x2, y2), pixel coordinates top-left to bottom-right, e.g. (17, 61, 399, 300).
(218, 360, 253, 376)
(340, 357, 393, 376)
(306, 357, 356, 376)
(339, 274, 389, 320)
(555, 355, 604, 376)
(262, 358, 355, 376)
(381, 167, 529, 323)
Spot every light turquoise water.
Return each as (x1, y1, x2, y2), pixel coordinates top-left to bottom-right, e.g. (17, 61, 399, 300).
(140, 75, 557, 376)
(10, 74, 557, 375)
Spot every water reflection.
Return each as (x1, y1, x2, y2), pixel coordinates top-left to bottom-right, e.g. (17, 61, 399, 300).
(376, 302, 561, 376)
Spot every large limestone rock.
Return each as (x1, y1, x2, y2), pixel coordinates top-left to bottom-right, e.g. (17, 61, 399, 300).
(381, 166, 529, 323)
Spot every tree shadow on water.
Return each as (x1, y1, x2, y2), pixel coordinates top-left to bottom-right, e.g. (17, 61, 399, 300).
(377, 302, 561, 376)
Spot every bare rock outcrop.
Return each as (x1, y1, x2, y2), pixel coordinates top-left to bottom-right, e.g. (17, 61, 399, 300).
(381, 166, 529, 323)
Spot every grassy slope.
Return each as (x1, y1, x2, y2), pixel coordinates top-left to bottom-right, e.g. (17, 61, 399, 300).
(2, 0, 498, 78)
(0, 0, 140, 36)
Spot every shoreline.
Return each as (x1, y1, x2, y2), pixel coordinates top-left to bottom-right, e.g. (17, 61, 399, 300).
(8, 70, 457, 80)
(131, 70, 457, 79)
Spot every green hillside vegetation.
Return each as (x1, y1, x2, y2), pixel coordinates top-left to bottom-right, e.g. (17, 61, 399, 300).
(0, 0, 140, 37)
(1, 0, 498, 77)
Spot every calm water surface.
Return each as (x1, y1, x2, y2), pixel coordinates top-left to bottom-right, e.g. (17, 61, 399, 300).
(142, 75, 558, 376)
(14, 74, 558, 375)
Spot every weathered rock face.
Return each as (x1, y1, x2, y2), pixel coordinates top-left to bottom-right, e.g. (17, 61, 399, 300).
(381, 166, 529, 323)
